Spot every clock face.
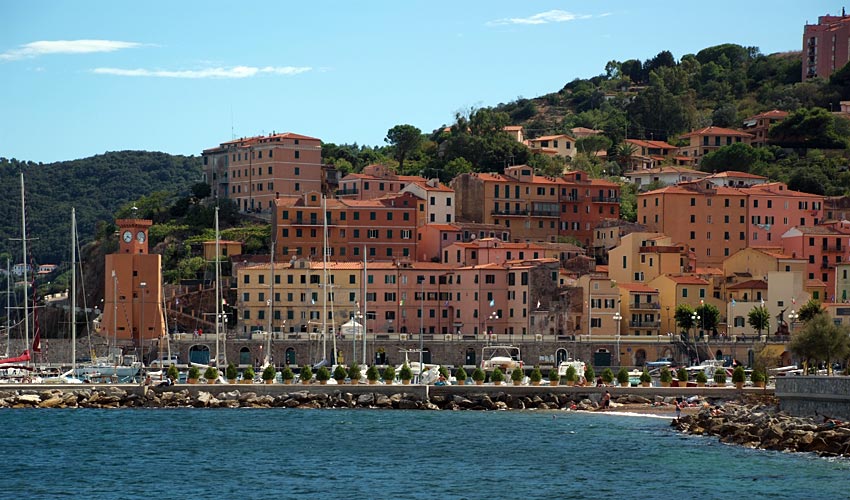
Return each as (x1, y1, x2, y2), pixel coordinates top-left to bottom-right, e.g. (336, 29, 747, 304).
(136, 231, 146, 243)
(123, 230, 133, 243)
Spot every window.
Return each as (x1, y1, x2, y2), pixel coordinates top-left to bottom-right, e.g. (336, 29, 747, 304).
(682, 288, 688, 298)
(368, 229, 378, 238)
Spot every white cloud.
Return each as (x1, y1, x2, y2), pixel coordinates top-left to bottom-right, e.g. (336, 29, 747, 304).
(487, 10, 592, 26)
(1, 39, 142, 61)
(91, 65, 312, 79)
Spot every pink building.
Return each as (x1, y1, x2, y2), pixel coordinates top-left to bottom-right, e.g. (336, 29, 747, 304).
(745, 183, 824, 246)
(803, 12, 850, 79)
(780, 223, 850, 296)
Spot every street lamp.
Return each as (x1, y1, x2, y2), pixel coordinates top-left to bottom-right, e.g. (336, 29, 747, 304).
(354, 310, 364, 365)
(665, 306, 670, 334)
(788, 310, 799, 334)
(139, 281, 147, 363)
(418, 276, 425, 372)
(487, 311, 499, 346)
(691, 311, 700, 364)
(613, 311, 622, 365)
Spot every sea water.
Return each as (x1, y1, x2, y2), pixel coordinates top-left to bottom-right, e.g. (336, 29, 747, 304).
(2, 408, 847, 499)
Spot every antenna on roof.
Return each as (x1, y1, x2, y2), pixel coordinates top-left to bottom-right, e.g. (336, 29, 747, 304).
(230, 105, 235, 140)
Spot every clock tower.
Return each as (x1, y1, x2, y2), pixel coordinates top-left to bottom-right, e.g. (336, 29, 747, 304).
(117, 219, 152, 254)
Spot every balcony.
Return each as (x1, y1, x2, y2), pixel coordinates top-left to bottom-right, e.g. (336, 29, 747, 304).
(336, 188, 359, 196)
(822, 245, 843, 253)
(628, 321, 661, 329)
(630, 302, 661, 310)
(491, 209, 529, 216)
(560, 194, 582, 202)
(292, 218, 322, 226)
(592, 196, 621, 203)
(821, 262, 835, 269)
(530, 209, 559, 217)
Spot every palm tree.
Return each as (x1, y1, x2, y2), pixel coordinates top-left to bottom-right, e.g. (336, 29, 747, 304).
(615, 141, 638, 172)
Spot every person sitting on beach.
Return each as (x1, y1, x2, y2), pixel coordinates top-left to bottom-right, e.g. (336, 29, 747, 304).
(601, 391, 611, 410)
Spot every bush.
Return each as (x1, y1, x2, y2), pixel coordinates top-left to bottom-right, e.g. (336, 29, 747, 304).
(262, 365, 276, 381)
(225, 363, 237, 380)
(348, 363, 362, 381)
(584, 365, 595, 382)
(695, 371, 708, 384)
(511, 367, 524, 382)
(472, 367, 486, 382)
(714, 367, 727, 384)
(660, 367, 673, 383)
(439, 366, 450, 379)
(549, 369, 560, 384)
(366, 365, 380, 381)
(565, 365, 578, 382)
(316, 366, 331, 382)
(281, 366, 295, 380)
(187, 366, 200, 380)
(382, 365, 396, 382)
(732, 366, 746, 383)
(167, 364, 179, 381)
(616, 367, 629, 385)
(529, 366, 543, 383)
(455, 366, 467, 382)
(203, 367, 218, 380)
(333, 365, 348, 381)
(677, 367, 689, 382)
(751, 368, 766, 383)
(243, 366, 255, 381)
(601, 368, 615, 384)
(639, 370, 651, 383)
(300, 365, 313, 382)
(491, 368, 505, 382)
(399, 363, 413, 381)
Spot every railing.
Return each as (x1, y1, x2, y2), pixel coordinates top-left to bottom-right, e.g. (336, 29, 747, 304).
(628, 321, 661, 328)
(530, 210, 559, 217)
(631, 302, 661, 310)
(335, 188, 359, 196)
(560, 194, 581, 202)
(490, 209, 529, 216)
(292, 218, 330, 225)
(592, 196, 621, 203)
(822, 245, 843, 252)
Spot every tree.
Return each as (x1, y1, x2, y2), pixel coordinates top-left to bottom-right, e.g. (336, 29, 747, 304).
(576, 135, 613, 155)
(674, 304, 696, 333)
(614, 142, 638, 171)
(789, 313, 850, 374)
(797, 299, 824, 322)
(385, 124, 423, 172)
(699, 143, 770, 173)
(768, 107, 850, 149)
(695, 303, 720, 334)
(748, 306, 770, 337)
(788, 170, 826, 195)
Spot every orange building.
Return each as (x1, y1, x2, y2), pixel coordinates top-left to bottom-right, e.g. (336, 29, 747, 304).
(102, 219, 165, 352)
(744, 182, 824, 246)
(779, 223, 850, 296)
(742, 110, 788, 147)
(202, 132, 323, 213)
(678, 126, 754, 165)
(336, 164, 425, 200)
(803, 13, 850, 79)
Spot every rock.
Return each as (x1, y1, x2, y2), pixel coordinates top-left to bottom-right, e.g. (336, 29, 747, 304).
(38, 396, 64, 408)
(16, 394, 41, 404)
(398, 399, 419, 410)
(375, 394, 392, 407)
(356, 393, 375, 406)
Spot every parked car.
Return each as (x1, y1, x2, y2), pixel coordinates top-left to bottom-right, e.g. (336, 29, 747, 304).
(149, 355, 180, 368)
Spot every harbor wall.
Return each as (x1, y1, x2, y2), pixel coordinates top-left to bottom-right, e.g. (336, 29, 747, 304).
(775, 376, 850, 420)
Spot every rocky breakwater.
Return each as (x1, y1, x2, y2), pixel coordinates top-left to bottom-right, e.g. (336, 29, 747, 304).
(673, 397, 850, 458)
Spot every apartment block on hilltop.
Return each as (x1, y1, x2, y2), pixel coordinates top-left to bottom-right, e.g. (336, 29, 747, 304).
(625, 166, 708, 190)
(202, 132, 323, 213)
(336, 164, 424, 200)
(678, 126, 754, 165)
(803, 12, 850, 80)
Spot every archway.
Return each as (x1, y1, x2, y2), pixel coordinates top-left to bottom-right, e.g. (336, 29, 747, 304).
(422, 348, 432, 365)
(715, 349, 724, 360)
(465, 347, 476, 366)
(239, 347, 251, 366)
(634, 349, 647, 367)
(593, 349, 612, 367)
(189, 345, 210, 364)
(556, 348, 569, 365)
(375, 349, 387, 365)
(285, 347, 296, 365)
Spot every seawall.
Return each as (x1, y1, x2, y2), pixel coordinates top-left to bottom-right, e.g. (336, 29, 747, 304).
(776, 376, 850, 420)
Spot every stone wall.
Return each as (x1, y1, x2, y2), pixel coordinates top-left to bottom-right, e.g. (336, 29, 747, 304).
(776, 376, 850, 420)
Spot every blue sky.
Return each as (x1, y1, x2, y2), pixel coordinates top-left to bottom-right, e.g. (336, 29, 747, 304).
(0, 1, 842, 163)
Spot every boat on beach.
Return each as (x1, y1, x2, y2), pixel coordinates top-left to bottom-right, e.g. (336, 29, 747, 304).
(481, 345, 523, 371)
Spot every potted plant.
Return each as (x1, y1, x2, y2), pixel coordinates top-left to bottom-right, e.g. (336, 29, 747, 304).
(455, 366, 467, 386)
(732, 366, 746, 389)
(382, 365, 396, 385)
(242, 366, 255, 384)
(639, 370, 652, 387)
(399, 363, 413, 385)
(713, 367, 727, 386)
(601, 368, 615, 385)
(262, 365, 276, 384)
(166, 364, 180, 383)
(348, 362, 362, 384)
(695, 371, 708, 387)
(300, 365, 313, 384)
(751, 368, 766, 388)
(584, 366, 595, 385)
(333, 365, 348, 384)
(676, 367, 689, 387)
(225, 362, 238, 384)
(366, 365, 380, 385)
(529, 366, 543, 386)
(203, 366, 218, 384)
(549, 369, 560, 387)
(511, 367, 524, 386)
(616, 367, 629, 387)
(472, 367, 486, 385)
(565, 365, 578, 386)
(281, 366, 295, 384)
(439, 366, 450, 380)
(660, 367, 673, 387)
(316, 366, 331, 385)
(490, 367, 505, 385)
(187, 365, 200, 384)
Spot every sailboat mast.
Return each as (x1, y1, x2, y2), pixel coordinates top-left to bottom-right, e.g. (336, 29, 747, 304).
(71, 208, 76, 372)
(20, 173, 29, 362)
(4, 258, 9, 358)
(266, 239, 274, 366)
(362, 247, 367, 365)
(322, 195, 329, 363)
(214, 206, 222, 366)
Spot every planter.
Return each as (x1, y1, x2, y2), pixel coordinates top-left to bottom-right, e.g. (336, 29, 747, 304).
(350, 379, 359, 385)
(567, 380, 576, 387)
(475, 380, 483, 386)
(334, 380, 346, 386)
(641, 382, 651, 388)
(755, 381, 765, 388)
(240, 380, 253, 385)
(227, 379, 237, 385)
(735, 382, 744, 390)
(457, 379, 465, 386)
(697, 382, 706, 388)
(264, 379, 274, 384)
(207, 379, 218, 385)
(620, 382, 629, 388)
(319, 380, 327, 385)
(368, 379, 378, 385)
(187, 378, 198, 385)
(660, 381, 671, 387)
(531, 381, 540, 386)
(513, 380, 521, 386)
(402, 379, 411, 385)
(493, 380, 502, 386)
(283, 379, 293, 385)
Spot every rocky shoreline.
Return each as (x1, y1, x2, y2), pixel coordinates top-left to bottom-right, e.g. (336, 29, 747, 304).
(673, 396, 850, 458)
(0, 386, 683, 411)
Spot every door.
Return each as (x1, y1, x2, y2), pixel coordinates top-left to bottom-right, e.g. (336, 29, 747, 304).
(285, 347, 296, 365)
(189, 345, 210, 364)
(556, 348, 569, 365)
(465, 348, 476, 366)
(422, 349, 432, 364)
(593, 350, 612, 368)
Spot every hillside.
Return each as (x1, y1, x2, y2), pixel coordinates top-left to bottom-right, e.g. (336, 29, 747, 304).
(0, 151, 203, 265)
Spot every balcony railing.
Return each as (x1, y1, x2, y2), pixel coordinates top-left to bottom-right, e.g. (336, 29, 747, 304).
(628, 321, 661, 328)
(491, 209, 529, 216)
(336, 188, 359, 196)
(822, 245, 843, 253)
(560, 194, 582, 202)
(292, 218, 323, 225)
(530, 210, 559, 217)
(592, 196, 621, 203)
(631, 302, 661, 310)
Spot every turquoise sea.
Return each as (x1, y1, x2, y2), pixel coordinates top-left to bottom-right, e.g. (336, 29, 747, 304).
(3, 408, 848, 499)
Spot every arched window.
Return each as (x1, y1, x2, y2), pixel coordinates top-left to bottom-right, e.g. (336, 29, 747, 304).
(239, 347, 251, 366)
(189, 345, 210, 365)
(285, 347, 296, 365)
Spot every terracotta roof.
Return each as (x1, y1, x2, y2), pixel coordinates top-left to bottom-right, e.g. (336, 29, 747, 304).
(680, 126, 754, 139)
(744, 109, 789, 121)
(626, 166, 706, 176)
(571, 127, 602, 134)
(625, 139, 677, 150)
(728, 279, 768, 290)
(617, 283, 658, 293)
(749, 247, 798, 260)
(530, 134, 576, 142)
(705, 171, 767, 180)
(805, 279, 828, 288)
(503, 125, 523, 131)
(424, 224, 461, 231)
(664, 275, 709, 285)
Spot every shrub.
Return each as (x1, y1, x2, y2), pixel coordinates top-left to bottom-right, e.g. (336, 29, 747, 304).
(695, 371, 708, 384)
(281, 366, 295, 380)
(585, 365, 595, 382)
(616, 367, 629, 385)
(167, 364, 180, 381)
(439, 366, 450, 379)
(382, 365, 396, 382)
(714, 367, 727, 384)
(316, 366, 331, 382)
(677, 367, 689, 382)
(300, 365, 313, 382)
(565, 365, 578, 382)
(529, 366, 543, 383)
(399, 363, 413, 381)
(601, 368, 615, 384)
(511, 367, 524, 382)
(243, 366, 255, 381)
(455, 366, 468, 382)
(187, 366, 200, 380)
(365, 365, 380, 381)
(203, 367, 218, 380)
(491, 368, 505, 382)
(472, 367, 486, 382)
(348, 362, 362, 381)
(225, 363, 238, 380)
(732, 366, 746, 383)
(751, 368, 766, 383)
(639, 370, 651, 383)
(262, 364, 276, 381)
(549, 369, 560, 384)
(333, 365, 348, 381)
(660, 367, 673, 383)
